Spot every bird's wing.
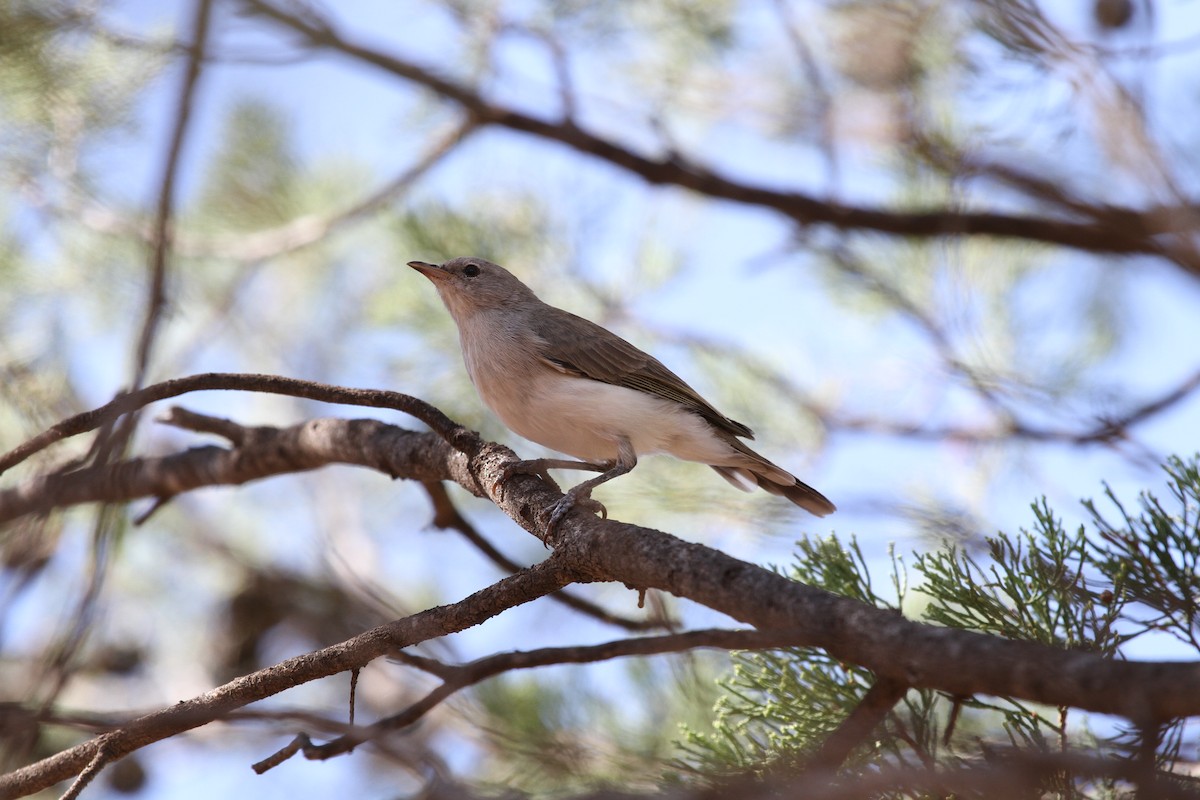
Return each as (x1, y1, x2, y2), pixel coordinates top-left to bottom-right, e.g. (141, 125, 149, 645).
(531, 307, 755, 439)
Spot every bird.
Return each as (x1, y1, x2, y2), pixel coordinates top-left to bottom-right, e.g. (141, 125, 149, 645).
(408, 256, 835, 529)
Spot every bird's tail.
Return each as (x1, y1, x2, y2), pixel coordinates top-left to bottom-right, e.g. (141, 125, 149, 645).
(709, 438, 836, 518)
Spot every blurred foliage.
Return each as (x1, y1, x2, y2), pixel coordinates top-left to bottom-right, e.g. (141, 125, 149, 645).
(471, 651, 728, 795)
(195, 101, 301, 231)
(680, 456, 1200, 796)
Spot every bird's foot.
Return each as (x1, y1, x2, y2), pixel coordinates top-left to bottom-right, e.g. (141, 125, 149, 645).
(546, 488, 607, 533)
(495, 459, 563, 494)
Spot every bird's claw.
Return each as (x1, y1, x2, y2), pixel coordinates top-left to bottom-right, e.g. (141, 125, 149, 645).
(546, 493, 607, 534)
(493, 459, 608, 539)
(494, 460, 562, 494)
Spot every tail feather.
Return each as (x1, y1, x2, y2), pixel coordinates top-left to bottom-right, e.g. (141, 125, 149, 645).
(705, 430, 836, 518)
(710, 465, 836, 518)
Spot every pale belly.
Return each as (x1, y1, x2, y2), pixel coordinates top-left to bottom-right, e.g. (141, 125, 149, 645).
(477, 368, 735, 465)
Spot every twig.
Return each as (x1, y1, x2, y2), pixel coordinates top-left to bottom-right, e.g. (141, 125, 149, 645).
(803, 677, 910, 771)
(57, 736, 111, 800)
(770, 0, 840, 190)
(131, 0, 212, 389)
(36, 117, 476, 265)
(257, 628, 814, 770)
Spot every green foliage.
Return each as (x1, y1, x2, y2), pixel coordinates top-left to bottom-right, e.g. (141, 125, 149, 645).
(680, 456, 1200, 793)
(676, 538, 940, 775)
(473, 655, 727, 796)
(0, 1, 161, 176)
(916, 500, 1127, 653)
(1084, 456, 1200, 649)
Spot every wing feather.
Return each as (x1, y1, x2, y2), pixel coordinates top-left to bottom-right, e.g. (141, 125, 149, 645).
(532, 307, 754, 439)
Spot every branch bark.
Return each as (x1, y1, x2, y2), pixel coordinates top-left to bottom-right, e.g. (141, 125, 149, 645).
(131, 0, 212, 389)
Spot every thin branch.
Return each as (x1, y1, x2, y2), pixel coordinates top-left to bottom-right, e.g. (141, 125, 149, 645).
(827, 244, 1015, 418)
(1080, 366, 1200, 441)
(0, 372, 479, 475)
(0, 414, 460, 525)
(653, 321, 1200, 449)
(189, 117, 474, 261)
(258, 628, 811, 769)
(57, 736, 111, 800)
(241, 0, 1200, 273)
(22, 4, 216, 734)
(421, 481, 674, 632)
(769, 0, 840, 190)
(0, 558, 574, 799)
(35, 115, 475, 264)
(834, 360, 1200, 450)
(133, 0, 212, 389)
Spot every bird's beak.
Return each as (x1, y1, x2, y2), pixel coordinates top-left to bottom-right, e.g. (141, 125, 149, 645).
(407, 260, 449, 282)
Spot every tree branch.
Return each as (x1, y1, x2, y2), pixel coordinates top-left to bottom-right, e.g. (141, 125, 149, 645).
(0, 372, 480, 476)
(0, 414, 460, 524)
(802, 677, 911, 771)
(551, 518, 1200, 722)
(132, 0, 212, 389)
(241, 0, 1200, 271)
(5, 395, 1200, 724)
(47, 116, 477, 263)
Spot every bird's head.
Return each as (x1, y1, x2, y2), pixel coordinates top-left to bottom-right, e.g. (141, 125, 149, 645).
(407, 256, 537, 320)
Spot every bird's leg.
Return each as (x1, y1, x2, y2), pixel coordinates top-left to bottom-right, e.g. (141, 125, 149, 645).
(498, 457, 609, 493)
(546, 437, 637, 531)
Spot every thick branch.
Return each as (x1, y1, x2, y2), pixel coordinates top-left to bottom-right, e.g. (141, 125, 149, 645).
(0, 415, 468, 524)
(553, 519, 1200, 722)
(7, 393, 1200, 797)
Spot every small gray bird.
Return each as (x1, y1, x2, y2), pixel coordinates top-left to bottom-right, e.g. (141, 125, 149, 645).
(409, 256, 835, 528)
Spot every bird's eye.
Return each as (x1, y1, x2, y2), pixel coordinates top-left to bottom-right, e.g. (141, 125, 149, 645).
(462, 264, 481, 278)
